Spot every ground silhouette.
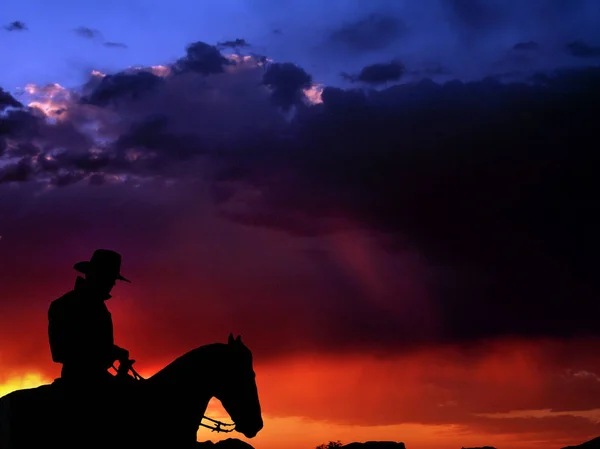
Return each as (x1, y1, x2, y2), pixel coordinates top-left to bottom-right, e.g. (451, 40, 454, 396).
(0, 249, 262, 448)
(317, 436, 600, 449)
(317, 441, 343, 449)
(318, 440, 406, 449)
(343, 442, 406, 449)
(197, 438, 256, 449)
(562, 436, 600, 449)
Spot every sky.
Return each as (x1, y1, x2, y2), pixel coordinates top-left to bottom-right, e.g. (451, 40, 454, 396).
(1, 1, 600, 449)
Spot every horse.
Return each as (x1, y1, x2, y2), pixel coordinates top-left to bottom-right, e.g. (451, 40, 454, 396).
(0, 333, 263, 449)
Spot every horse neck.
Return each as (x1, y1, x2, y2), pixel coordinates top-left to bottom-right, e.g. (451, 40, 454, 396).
(151, 343, 226, 404)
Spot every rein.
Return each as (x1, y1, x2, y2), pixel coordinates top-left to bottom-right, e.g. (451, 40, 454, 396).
(111, 362, 235, 433)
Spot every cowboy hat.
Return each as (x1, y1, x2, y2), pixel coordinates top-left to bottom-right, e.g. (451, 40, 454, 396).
(73, 249, 131, 283)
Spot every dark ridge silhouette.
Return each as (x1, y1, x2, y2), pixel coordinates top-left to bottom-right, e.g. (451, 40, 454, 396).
(317, 441, 343, 449)
(461, 446, 496, 449)
(0, 249, 263, 449)
(563, 436, 600, 449)
(197, 438, 255, 449)
(318, 441, 406, 449)
(343, 442, 406, 449)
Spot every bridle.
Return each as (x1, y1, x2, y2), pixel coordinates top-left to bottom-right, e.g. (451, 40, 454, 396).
(111, 360, 235, 433)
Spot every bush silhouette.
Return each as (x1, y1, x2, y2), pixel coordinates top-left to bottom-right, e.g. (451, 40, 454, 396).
(317, 441, 343, 449)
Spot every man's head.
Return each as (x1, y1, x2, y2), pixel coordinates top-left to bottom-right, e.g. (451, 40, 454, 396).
(73, 249, 130, 297)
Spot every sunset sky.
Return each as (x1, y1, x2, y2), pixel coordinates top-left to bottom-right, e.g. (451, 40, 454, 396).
(2, 1, 600, 449)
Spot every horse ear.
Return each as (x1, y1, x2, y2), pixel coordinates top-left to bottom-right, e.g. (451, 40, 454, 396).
(228, 333, 235, 344)
(236, 335, 242, 343)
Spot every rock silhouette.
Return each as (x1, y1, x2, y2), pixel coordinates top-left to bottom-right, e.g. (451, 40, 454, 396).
(197, 438, 256, 449)
(206, 436, 600, 449)
(324, 437, 600, 449)
(562, 436, 600, 449)
(342, 442, 406, 449)
(461, 446, 497, 449)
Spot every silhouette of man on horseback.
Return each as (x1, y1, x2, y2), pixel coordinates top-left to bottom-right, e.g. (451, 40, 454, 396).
(0, 248, 264, 449)
(48, 249, 134, 387)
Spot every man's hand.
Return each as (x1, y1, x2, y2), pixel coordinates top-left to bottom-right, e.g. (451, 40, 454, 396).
(113, 345, 130, 362)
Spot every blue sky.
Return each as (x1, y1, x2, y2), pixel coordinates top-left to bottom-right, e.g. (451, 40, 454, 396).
(2, 0, 600, 95)
(1, 0, 370, 90)
(1, 0, 263, 89)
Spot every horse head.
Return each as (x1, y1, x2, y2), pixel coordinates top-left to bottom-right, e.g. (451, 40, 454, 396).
(213, 333, 263, 438)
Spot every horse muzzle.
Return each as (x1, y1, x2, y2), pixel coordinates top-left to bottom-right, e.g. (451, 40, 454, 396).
(237, 418, 263, 439)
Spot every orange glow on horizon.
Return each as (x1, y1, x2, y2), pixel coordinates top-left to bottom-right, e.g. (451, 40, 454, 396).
(0, 373, 527, 449)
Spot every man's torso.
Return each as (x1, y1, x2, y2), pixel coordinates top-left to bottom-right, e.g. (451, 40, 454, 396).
(48, 282, 115, 372)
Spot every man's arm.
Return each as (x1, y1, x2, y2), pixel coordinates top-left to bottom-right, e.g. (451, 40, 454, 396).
(112, 344, 129, 361)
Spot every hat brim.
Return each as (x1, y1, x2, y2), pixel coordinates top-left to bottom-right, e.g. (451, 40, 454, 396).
(73, 261, 131, 283)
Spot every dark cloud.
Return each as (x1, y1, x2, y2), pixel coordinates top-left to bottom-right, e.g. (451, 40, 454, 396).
(0, 108, 41, 138)
(566, 40, 600, 58)
(301, 0, 598, 86)
(445, 0, 507, 32)
(0, 158, 32, 184)
(4, 21, 27, 32)
(172, 41, 232, 75)
(103, 42, 128, 49)
(73, 26, 127, 49)
(81, 71, 164, 106)
(439, 0, 599, 54)
(61, 150, 112, 173)
(9, 142, 39, 157)
(114, 114, 204, 162)
(0, 88, 23, 109)
(217, 38, 251, 49)
(249, 53, 269, 67)
(208, 67, 600, 343)
(513, 41, 540, 51)
(2, 39, 600, 351)
(342, 60, 405, 84)
(329, 13, 404, 52)
(262, 62, 312, 110)
(50, 171, 87, 187)
(74, 26, 102, 40)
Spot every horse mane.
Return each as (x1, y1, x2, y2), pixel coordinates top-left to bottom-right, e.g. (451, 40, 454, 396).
(150, 342, 227, 383)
